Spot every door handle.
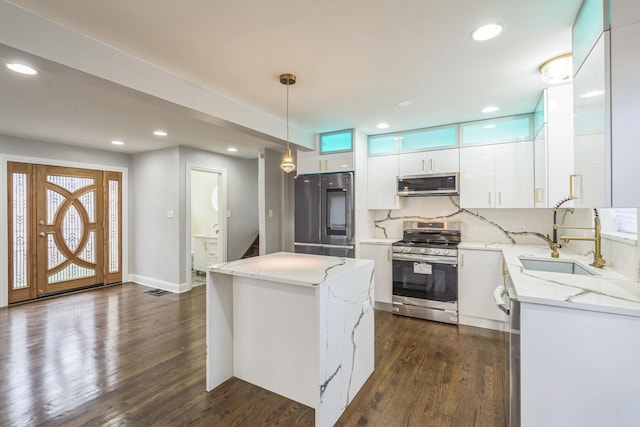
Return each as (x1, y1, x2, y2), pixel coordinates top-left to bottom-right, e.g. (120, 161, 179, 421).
(39, 232, 46, 237)
(38, 220, 45, 225)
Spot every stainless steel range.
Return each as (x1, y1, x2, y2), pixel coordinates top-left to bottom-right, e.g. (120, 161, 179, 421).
(391, 221, 461, 324)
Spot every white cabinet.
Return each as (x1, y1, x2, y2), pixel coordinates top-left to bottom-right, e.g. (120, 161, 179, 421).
(460, 141, 533, 208)
(571, 2, 640, 207)
(359, 242, 393, 308)
(367, 155, 404, 210)
(297, 150, 354, 174)
(192, 235, 219, 272)
(398, 148, 459, 176)
(457, 249, 506, 330)
(534, 84, 574, 208)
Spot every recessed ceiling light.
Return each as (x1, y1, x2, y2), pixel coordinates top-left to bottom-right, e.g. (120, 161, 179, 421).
(111, 140, 124, 145)
(153, 130, 168, 136)
(376, 122, 390, 129)
(397, 100, 413, 107)
(472, 24, 503, 41)
(6, 63, 38, 75)
(580, 90, 605, 98)
(481, 106, 499, 113)
(227, 147, 238, 152)
(484, 124, 497, 129)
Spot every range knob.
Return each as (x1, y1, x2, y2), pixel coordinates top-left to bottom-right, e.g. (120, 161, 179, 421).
(403, 247, 412, 253)
(419, 248, 426, 254)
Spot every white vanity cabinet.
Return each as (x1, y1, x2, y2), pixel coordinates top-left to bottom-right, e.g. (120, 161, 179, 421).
(460, 141, 533, 208)
(192, 235, 219, 272)
(457, 248, 506, 330)
(367, 155, 403, 210)
(359, 241, 393, 309)
(397, 148, 459, 176)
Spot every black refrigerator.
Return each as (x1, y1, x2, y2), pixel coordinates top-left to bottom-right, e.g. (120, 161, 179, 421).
(294, 172, 355, 258)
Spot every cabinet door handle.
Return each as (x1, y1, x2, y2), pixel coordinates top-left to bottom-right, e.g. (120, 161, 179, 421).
(430, 158, 434, 171)
(387, 248, 391, 261)
(422, 159, 426, 172)
(318, 160, 322, 171)
(498, 191, 502, 206)
(569, 174, 578, 199)
(324, 160, 328, 171)
(460, 253, 464, 268)
(488, 192, 492, 206)
(535, 188, 543, 203)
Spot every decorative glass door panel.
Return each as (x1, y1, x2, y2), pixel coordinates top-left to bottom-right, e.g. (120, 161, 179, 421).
(36, 166, 104, 295)
(7, 162, 122, 303)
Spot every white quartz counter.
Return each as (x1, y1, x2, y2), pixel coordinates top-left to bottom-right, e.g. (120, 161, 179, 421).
(460, 242, 640, 317)
(210, 251, 372, 287)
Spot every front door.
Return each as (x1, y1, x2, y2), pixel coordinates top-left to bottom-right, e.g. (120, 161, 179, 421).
(7, 162, 122, 303)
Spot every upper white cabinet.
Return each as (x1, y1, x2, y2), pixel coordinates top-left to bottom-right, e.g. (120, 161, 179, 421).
(367, 155, 403, 210)
(460, 141, 534, 208)
(297, 129, 355, 174)
(571, 0, 640, 207)
(458, 249, 506, 330)
(533, 85, 574, 208)
(398, 148, 459, 175)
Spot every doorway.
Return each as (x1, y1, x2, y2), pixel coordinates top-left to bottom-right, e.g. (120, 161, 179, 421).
(7, 162, 122, 303)
(188, 166, 226, 286)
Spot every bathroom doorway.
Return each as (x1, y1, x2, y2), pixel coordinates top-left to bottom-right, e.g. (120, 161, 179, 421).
(188, 165, 227, 287)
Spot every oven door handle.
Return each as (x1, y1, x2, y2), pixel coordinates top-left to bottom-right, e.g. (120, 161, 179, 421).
(392, 254, 458, 264)
(493, 285, 510, 315)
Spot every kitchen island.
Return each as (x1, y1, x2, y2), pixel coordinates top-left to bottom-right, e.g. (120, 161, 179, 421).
(206, 252, 374, 427)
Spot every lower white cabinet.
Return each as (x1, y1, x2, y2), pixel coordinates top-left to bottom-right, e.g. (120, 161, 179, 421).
(193, 235, 219, 272)
(458, 248, 506, 330)
(359, 242, 393, 308)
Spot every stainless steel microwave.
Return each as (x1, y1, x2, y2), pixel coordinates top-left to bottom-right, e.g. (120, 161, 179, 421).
(397, 173, 459, 196)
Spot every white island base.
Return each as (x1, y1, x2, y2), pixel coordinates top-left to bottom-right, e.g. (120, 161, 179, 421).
(206, 252, 375, 427)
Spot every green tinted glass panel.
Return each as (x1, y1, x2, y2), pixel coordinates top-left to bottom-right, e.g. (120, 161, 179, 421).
(573, 0, 606, 73)
(368, 134, 398, 155)
(533, 92, 545, 136)
(461, 115, 532, 146)
(320, 130, 353, 153)
(400, 126, 457, 152)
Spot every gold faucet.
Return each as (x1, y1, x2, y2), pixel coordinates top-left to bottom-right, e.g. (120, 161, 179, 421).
(554, 209, 606, 268)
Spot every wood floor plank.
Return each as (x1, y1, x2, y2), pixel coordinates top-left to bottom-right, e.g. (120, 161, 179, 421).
(0, 283, 506, 426)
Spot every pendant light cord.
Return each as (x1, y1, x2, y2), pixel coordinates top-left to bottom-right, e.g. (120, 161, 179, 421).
(286, 81, 290, 150)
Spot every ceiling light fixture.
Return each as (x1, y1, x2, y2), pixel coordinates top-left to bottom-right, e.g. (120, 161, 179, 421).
(153, 130, 168, 136)
(279, 73, 296, 173)
(227, 147, 238, 152)
(539, 53, 572, 85)
(397, 100, 412, 107)
(376, 122, 390, 129)
(471, 24, 503, 41)
(482, 106, 499, 113)
(111, 140, 124, 145)
(6, 63, 38, 75)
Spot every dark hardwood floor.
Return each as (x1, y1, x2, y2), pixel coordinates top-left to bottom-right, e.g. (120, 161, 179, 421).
(0, 283, 507, 426)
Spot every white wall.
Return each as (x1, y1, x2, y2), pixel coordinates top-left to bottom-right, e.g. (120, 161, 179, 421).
(191, 170, 219, 235)
(130, 147, 181, 288)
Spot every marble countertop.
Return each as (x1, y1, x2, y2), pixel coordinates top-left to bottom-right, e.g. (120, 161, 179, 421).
(360, 238, 398, 245)
(467, 242, 640, 317)
(209, 251, 373, 288)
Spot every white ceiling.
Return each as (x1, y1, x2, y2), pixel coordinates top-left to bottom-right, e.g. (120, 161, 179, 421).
(2, 0, 583, 158)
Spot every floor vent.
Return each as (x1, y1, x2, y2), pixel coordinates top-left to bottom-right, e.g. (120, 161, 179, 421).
(144, 289, 171, 296)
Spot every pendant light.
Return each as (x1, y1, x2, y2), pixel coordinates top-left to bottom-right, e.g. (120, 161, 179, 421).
(279, 73, 296, 173)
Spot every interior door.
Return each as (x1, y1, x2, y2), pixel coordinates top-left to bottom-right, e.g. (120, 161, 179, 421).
(7, 162, 122, 303)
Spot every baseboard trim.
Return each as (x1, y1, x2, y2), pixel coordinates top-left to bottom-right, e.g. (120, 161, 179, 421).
(458, 315, 506, 332)
(129, 274, 191, 293)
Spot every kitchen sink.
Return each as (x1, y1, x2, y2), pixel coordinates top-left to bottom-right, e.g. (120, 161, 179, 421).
(518, 257, 596, 276)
